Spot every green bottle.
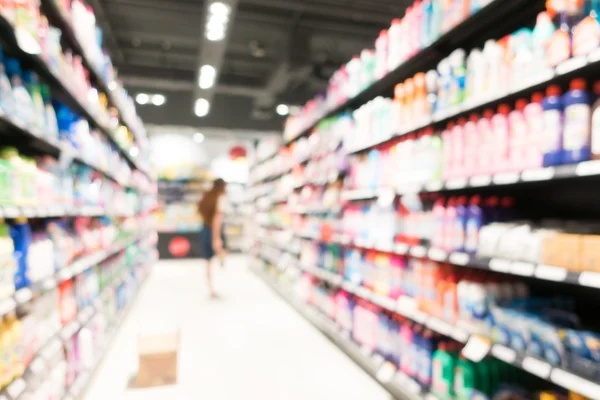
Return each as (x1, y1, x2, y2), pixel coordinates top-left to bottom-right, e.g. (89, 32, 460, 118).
(432, 342, 458, 400)
(453, 356, 479, 400)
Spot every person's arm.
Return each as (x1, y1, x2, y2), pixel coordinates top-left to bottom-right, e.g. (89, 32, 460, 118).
(212, 196, 224, 253)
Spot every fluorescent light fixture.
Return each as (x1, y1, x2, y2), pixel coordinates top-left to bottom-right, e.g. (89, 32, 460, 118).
(152, 94, 166, 106)
(129, 146, 139, 157)
(209, 2, 230, 16)
(135, 93, 149, 105)
(199, 65, 217, 89)
(193, 132, 205, 143)
(206, 26, 226, 41)
(195, 98, 210, 117)
(276, 104, 289, 116)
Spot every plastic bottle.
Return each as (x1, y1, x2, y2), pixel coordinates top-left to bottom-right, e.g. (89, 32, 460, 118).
(413, 72, 428, 122)
(442, 122, 454, 179)
(388, 19, 403, 72)
(0, 317, 10, 386)
(546, 1, 573, 66)
(4, 58, 33, 126)
(444, 197, 457, 251)
(454, 196, 468, 252)
(452, 118, 466, 178)
(524, 92, 544, 168)
(463, 114, 479, 176)
(453, 356, 479, 400)
(465, 49, 484, 102)
(425, 70, 439, 114)
(375, 30, 389, 80)
(464, 195, 482, 254)
(491, 104, 511, 173)
(23, 71, 45, 132)
(10, 217, 31, 290)
(0, 46, 13, 117)
(421, 0, 433, 47)
(418, 328, 438, 388)
(572, 0, 600, 57)
(476, 109, 494, 174)
(562, 78, 592, 164)
(41, 84, 59, 140)
(432, 342, 457, 398)
(6, 314, 23, 379)
(591, 81, 600, 160)
(509, 99, 528, 172)
(411, 2, 424, 53)
(542, 85, 564, 166)
(448, 49, 466, 106)
(532, 11, 557, 71)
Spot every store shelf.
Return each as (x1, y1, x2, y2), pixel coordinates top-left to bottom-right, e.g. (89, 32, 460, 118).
(0, 15, 148, 178)
(0, 232, 148, 319)
(251, 265, 422, 400)
(284, 0, 536, 144)
(260, 255, 600, 400)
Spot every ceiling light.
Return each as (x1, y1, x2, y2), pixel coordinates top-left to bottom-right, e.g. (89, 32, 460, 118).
(276, 104, 289, 116)
(108, 81, 117, 91)
(136, 93, 149, 105)
(199, 65, 217, 89)
(195, 98, 210, 117)
(209, 2, 230, 16)
(151, 94, 166, 106)
(129, 146, 139, 157)
(206, 27, 226, 41)
(193, 132, 205, 143)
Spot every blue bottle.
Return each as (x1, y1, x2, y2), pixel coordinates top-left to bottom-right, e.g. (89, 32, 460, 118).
(562, 79, 592, 164)
(464, 195, 483, 254)
(53, 101, 75, 144)
(10, 219, 31, 289)
(454, 196, 468, 252)
(542, 85, 564, 166)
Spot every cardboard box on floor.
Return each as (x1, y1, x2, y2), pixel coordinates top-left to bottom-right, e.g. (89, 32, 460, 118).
(134, 329, 180, 388)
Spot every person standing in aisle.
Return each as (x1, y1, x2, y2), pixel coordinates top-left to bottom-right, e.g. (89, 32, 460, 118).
(198, 178, 227, 298)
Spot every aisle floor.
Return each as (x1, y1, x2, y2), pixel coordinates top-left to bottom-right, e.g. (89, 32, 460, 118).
(84, 256, 391, 400)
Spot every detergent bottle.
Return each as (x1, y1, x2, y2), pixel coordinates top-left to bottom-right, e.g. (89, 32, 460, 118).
(542, 85, 564, 166)
(562, 78, 592, 164)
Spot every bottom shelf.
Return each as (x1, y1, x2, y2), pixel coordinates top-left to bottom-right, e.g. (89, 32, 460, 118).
(250, 265, 423, 400)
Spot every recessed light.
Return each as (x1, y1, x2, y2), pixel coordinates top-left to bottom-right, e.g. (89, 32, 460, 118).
(129, 146, 139, 157)
(199, 65, 216, 89)
(108, 81, 117, 90)
(152, 94, 166, 106)
(276, 104, 289, 116)
(206, 27, 226, 41)
(136, 93, 149, 105)
(195, 98, 210, 117)
(209, 2, 230, 16)
(194, 132, 205, 143)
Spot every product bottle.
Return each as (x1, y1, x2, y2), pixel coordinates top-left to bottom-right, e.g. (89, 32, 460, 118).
(444, 197, 457, 251)
(491, 104, 511, 173)
(465, 195, 482, 254)
(375, 30, 389, 79)
(23, 71, 45, 132)
(572, 0, 600, 57)
(546, 1, 573, 66)
(463, 114, 479, 176)
(432, 197, 446, 249)
(0, 46, 14, 117)
(591, 81, 600, 159)
(542, 85, 564, 166)
(0, 317, 10, 386)
(449, 49, 466, 106)
(421, 0, 433, 47)
(563, 78, 592, 164)
(509, 99, 529, 172)
(454, 196, 468, 252)
(452, 118, 466, 178)
(6, 313, 22, 379)
(432, 342, 457, 399)
(4, 58, 33, 126)
(418, 328, 438, 388)
(524, 92, 545, 168)
(9, 217, 31, 290)
(532, 11, 557, 71)
(41, 84, 59, 140)
(413, 72, 428, 122)
(388, 19, 403, 72)
(453, 356, 479, 400)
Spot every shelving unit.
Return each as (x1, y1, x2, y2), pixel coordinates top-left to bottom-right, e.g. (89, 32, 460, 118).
(248, 1, 600, 399)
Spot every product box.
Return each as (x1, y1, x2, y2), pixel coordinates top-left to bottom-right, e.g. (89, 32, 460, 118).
(580, 235, 600, 272)
(134, 330, 179, 388)
(552, 234, 582, 271)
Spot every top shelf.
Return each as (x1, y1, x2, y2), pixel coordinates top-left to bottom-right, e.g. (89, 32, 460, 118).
(284, 0, 538, 144)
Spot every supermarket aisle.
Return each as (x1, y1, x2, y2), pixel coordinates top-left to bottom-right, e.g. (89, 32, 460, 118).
(83, 255, 391, 400)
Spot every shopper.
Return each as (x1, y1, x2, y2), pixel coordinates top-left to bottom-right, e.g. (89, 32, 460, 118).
(198, 178, 227, 298)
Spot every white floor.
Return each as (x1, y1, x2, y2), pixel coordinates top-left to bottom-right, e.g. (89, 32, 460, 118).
(83, 255, 391, 400)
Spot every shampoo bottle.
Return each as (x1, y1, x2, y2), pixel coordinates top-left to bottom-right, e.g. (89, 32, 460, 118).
(542, 85, 564, 166)
(562, 78, 591, 164)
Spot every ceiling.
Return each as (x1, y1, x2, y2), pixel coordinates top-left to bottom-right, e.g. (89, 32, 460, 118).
(92, 0, 408, 131)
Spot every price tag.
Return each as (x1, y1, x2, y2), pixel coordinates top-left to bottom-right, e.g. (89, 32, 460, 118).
(535, 265, 568, 282)
(470, 175, 492, 187)
(412, 310, 428, 324)
(452, 327, 469, 343)
(15, 288, 32, 304)
(550, 368, 600, 399)
(522, 356, 552, 379)
(489, 258, 511, 273)
(427, 318, 453, 336)
(2, 206, 19, 219)
(449, 252, 470, 266)
(556, 56, 587, 75)
(461, 335, 491, 362)
(410, 245, 427, 258)
(491, 344, 517, 364)
(445, 178, 468, 190)
(579, 271, 600, 288)
(6, 378, 26, 399)
(576, 160, 600, 176)
(21, 207, 35, 217)
(509, 261, 535, 277)
(428, 248, 447, 262)
(521, 167, 555, 182)
(395, 243, 409, 255)
(376, 362, 397, 383)
(373, 295, 397, 312)
(493, 172, 519, 185)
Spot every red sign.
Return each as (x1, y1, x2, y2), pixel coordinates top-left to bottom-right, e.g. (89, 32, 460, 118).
(169, 236, 191, 257)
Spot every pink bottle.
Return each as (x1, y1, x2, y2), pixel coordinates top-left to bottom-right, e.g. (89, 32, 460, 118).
(509, 99, 529, 172)
(491, 104, 511, 173)
(388, 19, 403, 71)
(443, 197, 457, 251)
(477, 109, 495, 175)
(411, 1, 423, 54)
(442, 121, 455, 179)
(432, 197, 446, 249)
(400, 321, 415, 375)
(375, 30, 389, 79)
(463, 113, 480, 177)
(524, 92, 544, 168)
(452, 118, 467, 177)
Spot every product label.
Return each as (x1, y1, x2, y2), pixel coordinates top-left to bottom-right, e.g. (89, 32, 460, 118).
(591, 108, 600, 154)
(464, 219, 479, 253)
(572, 16, 600, 57)
(542, 110, 563, 152)
(564, 104, 591, 150)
